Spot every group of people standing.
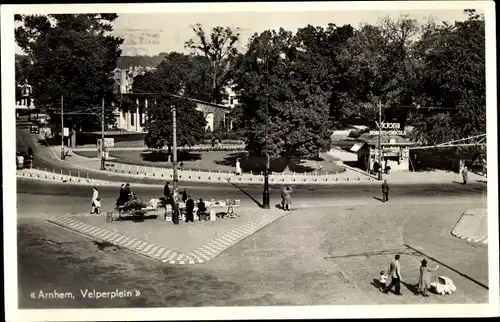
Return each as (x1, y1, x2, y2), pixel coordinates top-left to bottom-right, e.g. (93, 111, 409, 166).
(163, 182, 207, 223)
(382, 255, 439, 297)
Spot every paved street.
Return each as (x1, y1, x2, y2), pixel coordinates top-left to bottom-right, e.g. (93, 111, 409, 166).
(17, 193, 487, 308)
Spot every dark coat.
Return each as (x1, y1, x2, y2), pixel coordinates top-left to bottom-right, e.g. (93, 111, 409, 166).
(382, 182, 389, 193)
(186, 198, 194, 211)
(182, 190, 188, 202)
(164, 184, 171, 197)
(197, 201, 207, 212)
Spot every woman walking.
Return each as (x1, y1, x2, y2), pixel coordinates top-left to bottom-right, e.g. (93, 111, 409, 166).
(91, 187, 102, 214)
(417, 258, 439, 297)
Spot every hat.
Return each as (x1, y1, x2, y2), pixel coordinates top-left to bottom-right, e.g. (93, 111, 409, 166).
(421, 258, 428, 266)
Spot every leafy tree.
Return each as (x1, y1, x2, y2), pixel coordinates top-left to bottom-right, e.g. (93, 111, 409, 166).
(411, 9, 485, 146)
(185, 23, 241, 104)
(15, 14, 123, 144)
(233, 28, 331, 168)
(132, 52, 207, 150)
(293, 23, 354, 125)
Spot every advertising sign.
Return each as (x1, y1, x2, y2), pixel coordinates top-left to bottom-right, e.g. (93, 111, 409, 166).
(369, 122, 406, 136)
(63, 127, 69, 137)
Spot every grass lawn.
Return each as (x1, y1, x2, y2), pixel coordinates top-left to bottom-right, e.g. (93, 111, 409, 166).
(76, 150, 345, 174)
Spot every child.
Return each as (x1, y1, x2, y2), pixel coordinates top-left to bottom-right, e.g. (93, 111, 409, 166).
(379, 271, 388, 291)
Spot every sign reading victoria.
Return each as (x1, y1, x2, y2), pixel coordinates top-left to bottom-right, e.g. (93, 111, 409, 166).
(369, 122, 406, 136)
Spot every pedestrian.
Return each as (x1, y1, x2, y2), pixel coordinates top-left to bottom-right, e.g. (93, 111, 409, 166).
(185, 195, 195, 222)
(211, 137, 216, 148)
(164, 181, 171, 198)
(417, 258, 439, 297)
(182, 188, 188, 203)
(281, 186, 292, 211)
(383, 254, 403, 295)
(101, 155, 106, 170)
(197, 198, 207, 220)
(382, 179, 389, 202)
(91, 187, 101, 214)
(462, 166, 468, 185)
(235, 158, 242, 175)
(116, 184, 126, 207)
(124, 183, 131, 198)
(218, 138, 222, 149)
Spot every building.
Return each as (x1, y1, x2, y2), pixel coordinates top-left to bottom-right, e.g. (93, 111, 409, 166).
(351, 133, 415, 172)
(16, 83, 35, 111)
(112, 67, 235, 133)
(193, 99, 231, 132)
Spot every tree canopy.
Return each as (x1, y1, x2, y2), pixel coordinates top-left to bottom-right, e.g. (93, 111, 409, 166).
(233, 28, 332, 162)
(185, 24, 241, 104)
(15, 14, 123, 134)
(133, 52, 208, 149)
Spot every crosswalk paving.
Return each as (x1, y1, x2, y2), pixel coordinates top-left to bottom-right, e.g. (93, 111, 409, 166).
(451, 209, 488, 244)
(45, 209, 289, 265)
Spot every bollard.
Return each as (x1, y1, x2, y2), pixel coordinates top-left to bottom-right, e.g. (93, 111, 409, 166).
(357, 177, 360, 181)
(189, 175, 192, 179)
(249, 177, 252, 181)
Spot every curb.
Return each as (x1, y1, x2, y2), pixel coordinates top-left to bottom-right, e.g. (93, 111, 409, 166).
(45, 209, 290, 265)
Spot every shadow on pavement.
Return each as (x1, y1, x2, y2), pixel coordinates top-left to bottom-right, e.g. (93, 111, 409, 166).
(373, 196, 384, 203)
(229, 182, 263, 208)
(401, 281, 420, 295)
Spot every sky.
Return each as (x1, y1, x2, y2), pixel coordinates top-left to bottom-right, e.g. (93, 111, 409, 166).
(13, 6, 483, 57)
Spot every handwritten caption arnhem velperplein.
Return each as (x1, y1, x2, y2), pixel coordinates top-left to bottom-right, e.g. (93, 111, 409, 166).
(30, 289, 141, 300)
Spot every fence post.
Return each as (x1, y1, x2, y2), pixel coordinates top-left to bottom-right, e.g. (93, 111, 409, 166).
(78, 171, 80, 179)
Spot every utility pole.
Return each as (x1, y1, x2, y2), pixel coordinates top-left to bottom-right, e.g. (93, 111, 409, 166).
(378, 101, 383, 181)
(60, 94, 65, 160)
(262, 59, 270, 209)
(100, 97, 105, 170)
(171, 104, 179, 224)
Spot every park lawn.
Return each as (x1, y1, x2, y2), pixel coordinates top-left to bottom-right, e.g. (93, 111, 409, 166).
(76, 150, 345, 174)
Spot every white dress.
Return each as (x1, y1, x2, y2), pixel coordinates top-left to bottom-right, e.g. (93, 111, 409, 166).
(92, 190, 101, 208)
(236, 161, 242, 175)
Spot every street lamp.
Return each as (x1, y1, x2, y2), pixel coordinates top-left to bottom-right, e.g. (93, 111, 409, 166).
(257, 57, 271, 209)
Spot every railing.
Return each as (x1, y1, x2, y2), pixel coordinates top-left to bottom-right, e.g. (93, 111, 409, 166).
(103, 161, 368, 184)
(16, 167, 108, 185)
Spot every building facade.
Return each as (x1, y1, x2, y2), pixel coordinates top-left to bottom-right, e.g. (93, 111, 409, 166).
(351, 134, 414, 172)
(112, 67, 235, 133)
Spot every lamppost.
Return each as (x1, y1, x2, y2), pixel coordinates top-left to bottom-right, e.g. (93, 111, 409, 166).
(257, 57, 271, 209)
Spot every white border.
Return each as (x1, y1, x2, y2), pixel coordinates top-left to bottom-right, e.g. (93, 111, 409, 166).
(2, 2, 498, 321)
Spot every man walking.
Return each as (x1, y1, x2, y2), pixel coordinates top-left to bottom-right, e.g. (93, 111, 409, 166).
(384, 254, 403, 295)
(382, 179, 389, 202)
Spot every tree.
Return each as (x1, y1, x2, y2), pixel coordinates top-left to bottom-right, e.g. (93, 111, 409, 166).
(411, 9, 486, 146)
(336, 16, 421, 128)
(15, 14, 123, 145)
(185, 23, 241, 104)
(233, 28, 331, 168)
(292, 23, 354, 126)
(132, 52, 207, 150)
